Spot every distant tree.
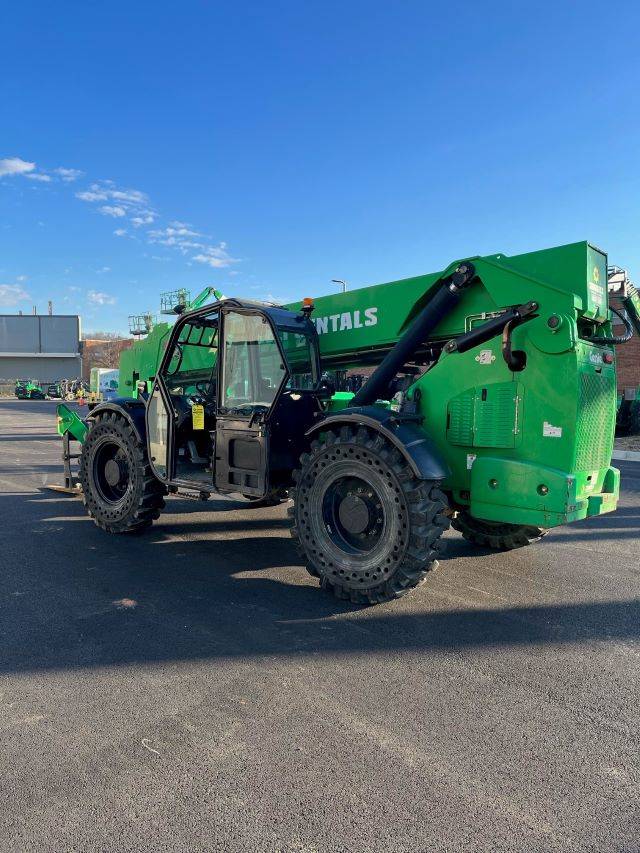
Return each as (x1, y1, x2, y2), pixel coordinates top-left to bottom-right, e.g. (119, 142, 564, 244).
(90, 340, 123, 368)
(82, 334, 132, 371)
(83, 330, 123, 341)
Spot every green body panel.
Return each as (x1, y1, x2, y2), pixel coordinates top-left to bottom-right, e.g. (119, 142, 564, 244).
(118, 322, 173, 397)
(324, 392, 390, 414)
(412, 338, 618, 526)
(83, 240, 619, 530)
(286, 240, 619, 529)
(326, 391, 356, 412)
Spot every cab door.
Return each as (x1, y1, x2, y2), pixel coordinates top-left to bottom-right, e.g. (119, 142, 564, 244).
(146, 381, 172, 481)
(215, 309, 287, 496)
(145, 309, 219, 485)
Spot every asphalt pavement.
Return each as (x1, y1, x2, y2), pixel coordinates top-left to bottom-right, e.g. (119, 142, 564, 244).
(0, 399, 638, 852)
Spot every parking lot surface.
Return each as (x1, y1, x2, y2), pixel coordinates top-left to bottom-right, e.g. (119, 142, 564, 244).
(1, 399, 638, 852)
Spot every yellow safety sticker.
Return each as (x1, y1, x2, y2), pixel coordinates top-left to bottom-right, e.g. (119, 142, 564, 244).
(191, 404, 205, 430)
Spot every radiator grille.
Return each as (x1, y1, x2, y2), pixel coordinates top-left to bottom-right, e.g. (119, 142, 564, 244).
(575, 372, 616, 470)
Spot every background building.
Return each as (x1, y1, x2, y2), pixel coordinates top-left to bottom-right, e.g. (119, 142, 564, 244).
(0, 313, 82, 384)
(610, 291, 640, 395)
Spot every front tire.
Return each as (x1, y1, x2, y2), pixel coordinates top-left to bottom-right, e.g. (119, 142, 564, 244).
(451, 510, 547, 550)
(79, 412, 166, 533)
(290, 426, 450, 605)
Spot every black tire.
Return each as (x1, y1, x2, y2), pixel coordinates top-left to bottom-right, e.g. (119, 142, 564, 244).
(451, 510, 547, 550)
(79, 412, 166, 533)
(290, 425, 450, 605)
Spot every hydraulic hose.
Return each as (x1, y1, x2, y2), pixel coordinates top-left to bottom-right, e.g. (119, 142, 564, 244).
(585, 303, 633, 346)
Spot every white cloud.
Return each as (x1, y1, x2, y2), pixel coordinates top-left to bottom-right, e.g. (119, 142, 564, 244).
(0, 160, 83, 183)
(16, 274, 28, 281)
(192, 243, 237, 269)
(73, 175, 239, 275)
(96, 266, 111, 274)
(77, 181, 158, 234)
(0, 157, 35, 178)
(0, 284, 30, 306)
(76, 182, 148, 207)
(76, 189, 108, 202)
(87, 290, 116, 305)
(131, 212, 156, 227)
(170, 225, 199, 237)
(193, 254, 229, 269)
(148, 224, 201, 242)
(54, 167, 83, 182)
(109, 188, 148, 204)
(99, 205, 126, 218)
(147, 224, 214, 257)
(263, 293, 288, 303)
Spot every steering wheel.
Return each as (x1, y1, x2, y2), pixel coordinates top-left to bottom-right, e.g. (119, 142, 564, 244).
(195, 380, 215, 398)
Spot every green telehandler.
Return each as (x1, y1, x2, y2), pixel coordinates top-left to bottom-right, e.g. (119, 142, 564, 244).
(57, 241, 639, 604)
(15, 379, 45, 400)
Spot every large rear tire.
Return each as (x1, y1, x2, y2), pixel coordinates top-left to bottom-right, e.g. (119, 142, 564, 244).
(290, 426, 450, 605)
(451, 510, 547, 550)
(79, 412, 166, 533)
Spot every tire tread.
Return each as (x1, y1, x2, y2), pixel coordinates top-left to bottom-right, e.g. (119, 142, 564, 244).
(79, 412, 166, 534)
(290, 426, 450, 605)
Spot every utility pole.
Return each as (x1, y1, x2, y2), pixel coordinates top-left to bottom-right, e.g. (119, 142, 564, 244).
(332, 278, 347, 293)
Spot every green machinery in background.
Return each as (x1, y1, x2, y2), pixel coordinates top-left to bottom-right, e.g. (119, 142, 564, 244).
(15, 379, 45, 400)
(57, 240, 638, 604)
(118, 286, 223, 398)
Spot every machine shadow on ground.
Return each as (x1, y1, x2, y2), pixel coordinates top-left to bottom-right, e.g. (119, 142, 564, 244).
(1, 487, 639, 678)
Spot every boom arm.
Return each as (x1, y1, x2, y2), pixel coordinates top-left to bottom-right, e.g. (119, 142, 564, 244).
(287, 241, 613, 370)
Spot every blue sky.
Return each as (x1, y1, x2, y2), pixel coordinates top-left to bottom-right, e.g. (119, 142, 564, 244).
(1, 1, 639, 334)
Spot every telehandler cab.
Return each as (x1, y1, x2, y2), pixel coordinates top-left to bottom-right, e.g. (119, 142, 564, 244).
(59, 241, 639, 604)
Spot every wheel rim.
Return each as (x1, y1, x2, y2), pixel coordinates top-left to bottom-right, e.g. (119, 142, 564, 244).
(296, 443, 412, 590)
(92, 440, 131, 504)
(321, 475, 384, 554)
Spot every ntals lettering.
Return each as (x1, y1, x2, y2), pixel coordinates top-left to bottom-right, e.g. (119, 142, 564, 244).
(314, 307, 378, 335)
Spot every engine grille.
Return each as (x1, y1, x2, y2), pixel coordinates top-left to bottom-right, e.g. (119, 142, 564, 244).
(575, 371, 616, 471)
